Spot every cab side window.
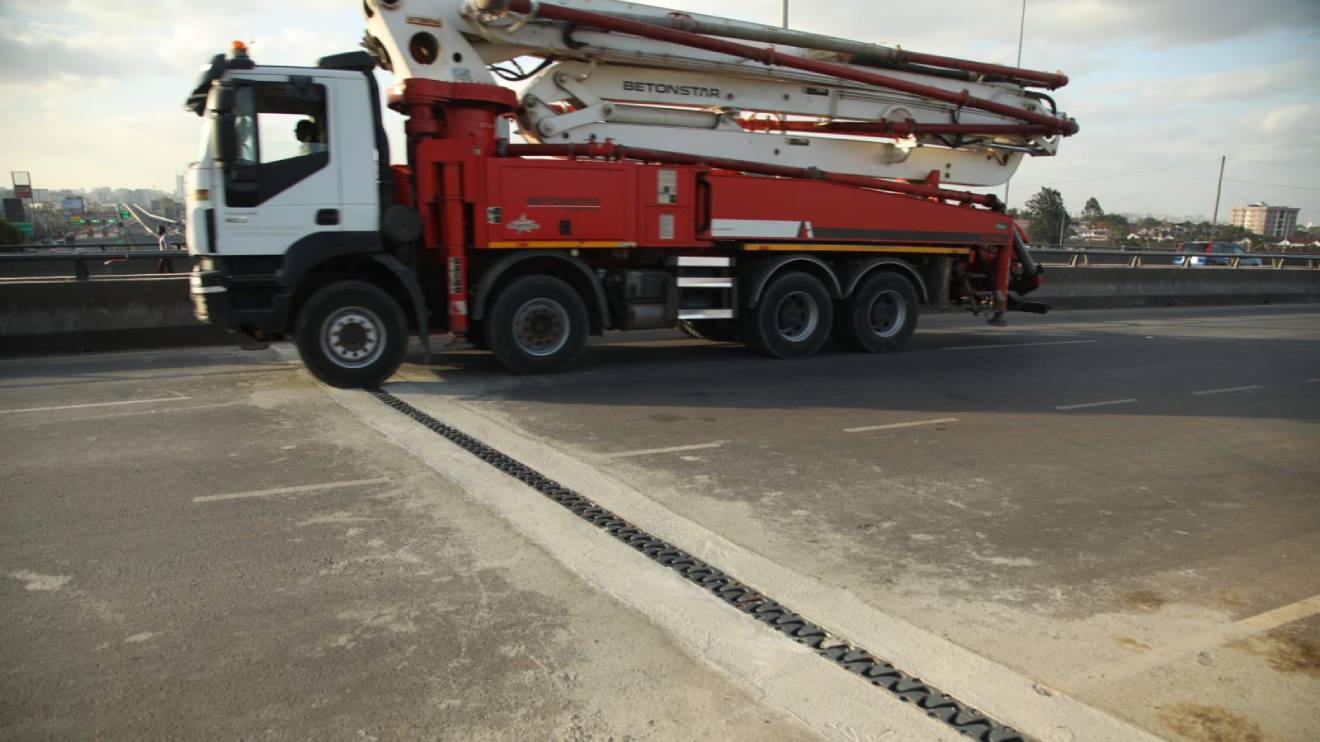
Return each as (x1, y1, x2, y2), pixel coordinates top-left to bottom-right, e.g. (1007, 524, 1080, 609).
(224, 80, 329, 208)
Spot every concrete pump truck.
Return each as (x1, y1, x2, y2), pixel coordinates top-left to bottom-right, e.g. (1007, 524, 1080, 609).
(185, 0, 1077, 388)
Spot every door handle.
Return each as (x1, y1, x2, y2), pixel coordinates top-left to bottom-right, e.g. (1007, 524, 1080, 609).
(316, 209, 340, 226)
(224, 216, 249, 224)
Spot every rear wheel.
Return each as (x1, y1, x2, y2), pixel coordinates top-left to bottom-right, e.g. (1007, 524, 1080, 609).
(486, 275, 588, 374)
(742, 271, 833, 359)
(837, 272, 919, 352)
(295, 280, 408, 388)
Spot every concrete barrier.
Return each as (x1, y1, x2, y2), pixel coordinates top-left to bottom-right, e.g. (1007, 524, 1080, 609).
(0, 276, 231, 354)
(0, 267, 1317, 355)
(1033, 267, 1320, 309)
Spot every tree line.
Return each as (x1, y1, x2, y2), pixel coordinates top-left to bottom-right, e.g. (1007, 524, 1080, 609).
(1018, 188, 1260, 245)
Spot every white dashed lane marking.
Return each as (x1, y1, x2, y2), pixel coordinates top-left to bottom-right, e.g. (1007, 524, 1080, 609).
(1191, 385, 1262, 396)
(941, 339, 1097, 352)
(1055, 398, 1140, 411)
(193, 477, 391, 503)
(844, 418, 959, 434)
(607, 441, 726, 459)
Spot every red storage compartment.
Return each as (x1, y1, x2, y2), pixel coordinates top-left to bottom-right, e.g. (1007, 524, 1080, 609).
(482, 160, 636, 245)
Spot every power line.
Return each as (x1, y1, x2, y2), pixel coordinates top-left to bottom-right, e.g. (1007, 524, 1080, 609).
(1012, 158, 1218, 188)
(1223, 178, 1320, 192)
(1228, 158, 1320, 171)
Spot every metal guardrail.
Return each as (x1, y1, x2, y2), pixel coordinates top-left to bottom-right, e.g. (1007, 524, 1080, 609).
(3, 243, 1316, 280)
(0, 249, 192, 280)
(1028, 247, 1320, 270)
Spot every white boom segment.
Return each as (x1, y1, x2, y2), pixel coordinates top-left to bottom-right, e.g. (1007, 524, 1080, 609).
(363, 0, 1070, 186)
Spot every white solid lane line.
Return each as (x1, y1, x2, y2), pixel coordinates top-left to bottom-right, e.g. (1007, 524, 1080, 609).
(1191, 385, 1262, 396)
(941, 339, 1097, 352)
(1055, 398, 1139, 411)
(607, 441, 726, 458)
(193, 477, 391, 503)
(0, 394, 190, 415)
(1306, 378, 1320, 384)
(844, 417, 959, 434)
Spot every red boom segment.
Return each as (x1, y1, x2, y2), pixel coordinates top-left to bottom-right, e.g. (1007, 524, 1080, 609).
(504, 143, 1003, 209)
(737, 119, 1059, 139)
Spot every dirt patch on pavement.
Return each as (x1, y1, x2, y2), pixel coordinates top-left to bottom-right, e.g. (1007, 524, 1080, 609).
(1156, 703, 1263, 742)
(1229, 627, 1320, 678)
(1121, 590, 1167, 612)
(1113, 635, 1152, 652)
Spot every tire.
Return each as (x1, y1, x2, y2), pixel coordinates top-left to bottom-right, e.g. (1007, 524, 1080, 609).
(742, 271, 834, 359)
(677, 319, 740, 343)
(485, 275, 588, 374)
(837, 272, 919, 353)
(295, 280, 409, 388)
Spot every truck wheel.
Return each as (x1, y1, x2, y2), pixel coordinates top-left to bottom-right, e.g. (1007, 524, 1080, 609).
(486, 275, 588, 374)
(742, 271, 833, 359)
(295, 280, 409, 388)
(838, 272, 919, 352)
(677, 319, 740, 343)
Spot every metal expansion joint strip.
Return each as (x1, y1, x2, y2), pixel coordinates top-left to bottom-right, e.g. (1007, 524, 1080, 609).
(370, 388, 1025, 742)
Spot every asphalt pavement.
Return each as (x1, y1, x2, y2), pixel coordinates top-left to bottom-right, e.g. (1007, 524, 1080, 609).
(3, 304, 1318, 741)
(0, 348, 816, 741)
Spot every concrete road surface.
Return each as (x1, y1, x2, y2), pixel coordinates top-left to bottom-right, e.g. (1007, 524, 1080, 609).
(3, 304, 1318, 741)
(0, 349, 817, 741)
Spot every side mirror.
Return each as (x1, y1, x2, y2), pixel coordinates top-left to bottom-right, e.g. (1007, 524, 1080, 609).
(209, 85, 239, 164)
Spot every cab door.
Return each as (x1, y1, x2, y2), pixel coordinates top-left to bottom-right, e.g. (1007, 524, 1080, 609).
(215, 76, 341, 256)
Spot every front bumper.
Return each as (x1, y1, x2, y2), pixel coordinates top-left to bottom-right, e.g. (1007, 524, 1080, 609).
(190, 269, 229, 325)
(190, 268, 290, 334)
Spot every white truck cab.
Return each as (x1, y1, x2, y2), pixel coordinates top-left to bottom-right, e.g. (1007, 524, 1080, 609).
(185, 46, 426, 386)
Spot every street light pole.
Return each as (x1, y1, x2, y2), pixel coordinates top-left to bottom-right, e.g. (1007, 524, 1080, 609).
(782, 0, 789, 28)
(1003, 0, 1027, 209)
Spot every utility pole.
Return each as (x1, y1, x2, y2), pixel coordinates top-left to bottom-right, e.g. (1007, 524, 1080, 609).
(1210, 155, 1226, 240)
(1003, 0, 1027, 209)
(782, 0, 789, 28)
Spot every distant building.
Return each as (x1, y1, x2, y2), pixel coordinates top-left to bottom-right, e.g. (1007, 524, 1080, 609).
(1230, 202, 1299, 238)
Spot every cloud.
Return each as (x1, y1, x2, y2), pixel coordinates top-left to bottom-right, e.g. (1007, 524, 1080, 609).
(1018, 0, 1320, 47)
(1258, 104, 1320, 135)
(1098, 58, 1320, 105)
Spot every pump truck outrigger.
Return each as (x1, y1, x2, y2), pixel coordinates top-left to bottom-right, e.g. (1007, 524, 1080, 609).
(185, 0, 1075, 388)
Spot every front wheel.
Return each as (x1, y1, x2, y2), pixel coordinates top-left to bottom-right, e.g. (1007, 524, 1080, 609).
(295, 280, 409, 388)
(485, 275, 589, 374)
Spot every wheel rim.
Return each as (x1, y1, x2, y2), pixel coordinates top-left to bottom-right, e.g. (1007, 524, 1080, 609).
(868, 289, 907, 338)
(320, 306, 386, 369)
(774, 291, 819, 342)
(513, 298, 570, 357)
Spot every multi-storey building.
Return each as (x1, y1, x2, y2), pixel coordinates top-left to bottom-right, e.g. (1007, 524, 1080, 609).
(1230, 202, 1300, 238)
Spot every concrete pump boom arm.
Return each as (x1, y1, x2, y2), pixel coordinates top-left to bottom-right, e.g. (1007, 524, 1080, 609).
(361, 0, 1077, 187)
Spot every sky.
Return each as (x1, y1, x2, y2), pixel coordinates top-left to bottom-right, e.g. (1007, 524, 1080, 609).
(1, 0, 1318, 223)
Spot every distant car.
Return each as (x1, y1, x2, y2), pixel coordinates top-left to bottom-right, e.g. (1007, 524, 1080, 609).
(1173, 241, 1262, 267)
